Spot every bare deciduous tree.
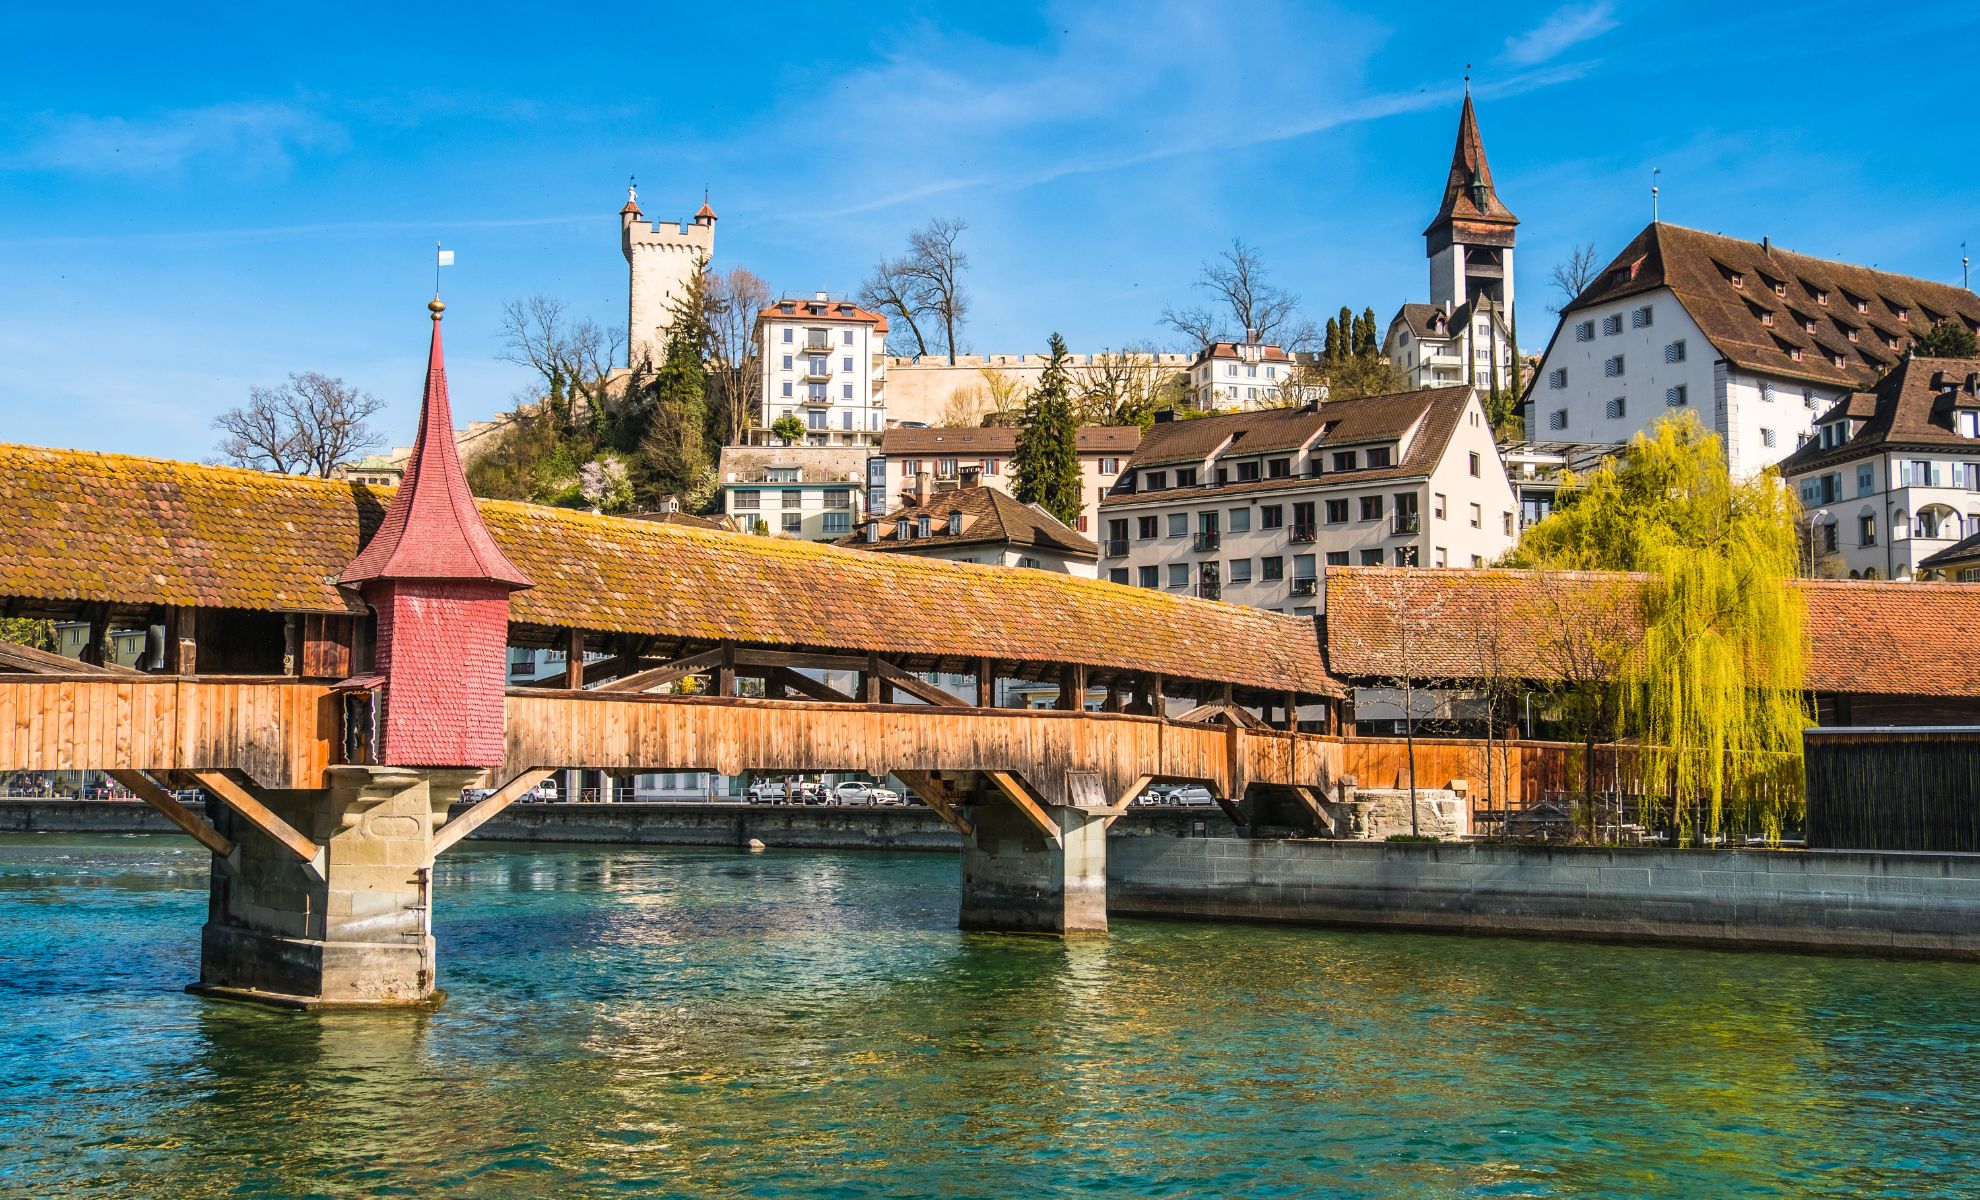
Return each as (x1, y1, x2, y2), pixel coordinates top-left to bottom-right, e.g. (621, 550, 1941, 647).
(1371, 572, 1453, 837)
(704, 266, 772, 445)
(499, 294, 624, 424)
(1072, 346, 1186, 424)
(1548, 243, 1602, 313)
(978, 367, 1028, 427)
(858, 217, 970, 363)
(904, 217, 969, 364)
(214, 372, 386, 477)
(1163, 239, 1304, 350)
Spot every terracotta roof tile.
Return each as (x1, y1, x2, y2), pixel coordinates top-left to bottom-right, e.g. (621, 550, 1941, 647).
(1323, 565, 1980, 698)
(1778, 355, 1980, 475)
(879, 426, 1141, 456)
(0, 443, 1338, 696)
(837, 486, 1097, 559)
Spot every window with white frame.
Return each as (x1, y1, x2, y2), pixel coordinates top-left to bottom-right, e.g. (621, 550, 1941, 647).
(1606, 396, 1626, 419)
(1665, 340, 1686, 363)
(781, 512, 802, 533)
(1575, 321, 1594, 342)
(1760, 428, 1776, 448)
(1548, 368, 1567, 388)
(1666, 385, 1687, 407)
(1632, 305, 1653, 328)
(1602, 314, 1623, 336)
(1604, 355, 1624, 377)
(1549, 409, 1567, 430)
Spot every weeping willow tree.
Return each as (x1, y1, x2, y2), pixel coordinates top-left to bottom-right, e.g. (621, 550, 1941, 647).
(1508, 413, 1811, 843)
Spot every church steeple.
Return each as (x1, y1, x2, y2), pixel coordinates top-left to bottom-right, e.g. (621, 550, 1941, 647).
(1425, 91, 1518, 242)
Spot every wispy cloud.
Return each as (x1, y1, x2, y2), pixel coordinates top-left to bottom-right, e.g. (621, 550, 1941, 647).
(1502, 2, 1619, 66)
(1, 101, 345, 175)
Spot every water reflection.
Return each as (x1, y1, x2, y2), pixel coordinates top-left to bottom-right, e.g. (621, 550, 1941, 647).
(4, 834, 1980, 1199)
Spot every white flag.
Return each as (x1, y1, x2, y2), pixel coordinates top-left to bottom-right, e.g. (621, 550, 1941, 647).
(437, 249, 455, 267)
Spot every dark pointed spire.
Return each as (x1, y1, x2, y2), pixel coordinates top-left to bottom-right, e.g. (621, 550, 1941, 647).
(338, 300, 531, 590)
(1424, 90, 1518, 239)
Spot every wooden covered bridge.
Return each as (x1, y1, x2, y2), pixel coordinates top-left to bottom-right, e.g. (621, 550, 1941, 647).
(0, 304, 1349, 1008)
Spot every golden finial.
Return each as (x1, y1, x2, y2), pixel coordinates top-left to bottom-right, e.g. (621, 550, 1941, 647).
(429, 296, 446, 320)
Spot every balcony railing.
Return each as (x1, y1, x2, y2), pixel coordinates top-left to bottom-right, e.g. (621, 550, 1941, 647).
(1392, 513, 1421, 536)
(802, 367, 834, 383)
(1198, 581, 1222, 600)
(1103, 538, 1129, 557)
(1290, 577, 1319, 596)
(803, 338, 833, 354)
(1289, 525, 1317, 543)
(1193, 531, 1221, 552)
(800, 393, 833, 406)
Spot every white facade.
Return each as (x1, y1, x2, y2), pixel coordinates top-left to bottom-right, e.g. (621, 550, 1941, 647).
(1532, 290, 1836, 476)
(874, 430, 1139, 537)
(1185, 342, 1303, 411)
(1795, 451, 1980, 579)
(756, 295, 889, 448)
(1099, 392, 1517, 615)
(621, 188, 716, 368)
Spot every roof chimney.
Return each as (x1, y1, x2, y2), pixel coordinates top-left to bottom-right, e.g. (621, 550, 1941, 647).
(814, 290, 829, 303)
(913, 471, 933, 506)
(1762, 236, 1771, 254)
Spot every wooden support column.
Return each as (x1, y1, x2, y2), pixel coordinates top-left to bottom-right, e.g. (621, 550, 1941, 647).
(564, 628, 586, 689)
(1057, 663, 1086, 711)
(283, 614, 301, 676)
(976, 657, 995, 709)
(863, 654, 883, 704)
(1149, 673, 1166, 720)
(79, 602, 110, 667)
(1101, 679, 1124, 713)
(715, 641, 736, 698)
(1283, 691, 1300, 732)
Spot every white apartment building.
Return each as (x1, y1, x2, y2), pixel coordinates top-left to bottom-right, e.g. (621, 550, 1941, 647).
(715, 445, 867, 542)
(755, 294, 890, 447)
(1097, 387, 1517, 615)
(1382, 92, 1520, 396)
(1185, 340, 1304, 411)
(870, 425, 1141, 536)
(1532, 223, 1980, 477)
(1780, 356, 1980, 580)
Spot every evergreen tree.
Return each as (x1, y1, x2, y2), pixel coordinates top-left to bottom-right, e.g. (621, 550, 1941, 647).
(1323, 317, 1343, 362)
(1917, 319, 1979, 358)
(1357, 307, 1379, 356)
(1336, 306, 1354, 351)
(1011, 333, 1083, 527)
(1508, 412, 1810, 842)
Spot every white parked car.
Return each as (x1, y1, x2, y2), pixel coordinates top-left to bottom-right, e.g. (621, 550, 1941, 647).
(747, 781, 788, 803)
(869, 787, 902, 806)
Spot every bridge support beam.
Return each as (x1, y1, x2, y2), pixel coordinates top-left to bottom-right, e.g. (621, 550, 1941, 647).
(959, 776, 1108, 935)
(192, 765, 475, 1010)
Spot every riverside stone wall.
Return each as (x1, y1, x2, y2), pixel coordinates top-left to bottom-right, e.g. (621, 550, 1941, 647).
(1109, 838, 1980, 959)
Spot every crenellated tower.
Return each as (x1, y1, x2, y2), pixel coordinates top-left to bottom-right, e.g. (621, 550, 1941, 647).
(621, 184, 716, 368)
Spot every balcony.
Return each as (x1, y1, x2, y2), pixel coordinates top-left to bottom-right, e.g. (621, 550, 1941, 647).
(1193, 531, 1221, 552)
(1198, 581, 1222, 601)
(1290, 577, 1319, 596)
(1289, 525, 1317, 543)
(1103, 538, 1129, 557)
(800, 392, 833, 407)
(1392, 513, 1421, 536)
(803, 337, 834, 355)
(802, 366, 834, 383)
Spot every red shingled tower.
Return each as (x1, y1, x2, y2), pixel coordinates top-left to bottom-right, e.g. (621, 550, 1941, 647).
(338, 299, 531, 767)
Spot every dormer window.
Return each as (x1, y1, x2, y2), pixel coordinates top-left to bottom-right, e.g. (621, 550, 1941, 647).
(1174, 467, 1198, 488)
(1854, 297, 1869, 314)
(1789, 347, 1803, 362)
(895, 519, 911, 541)
(916, 514, 931, 538)
(1145, 470, 1167, 490)
(1730, 272, 1745, 289)
(1773, 281, 1787, 298)
(1758, 309, 1775, 327)
(1802, 316, 1817, 334)
(1815, 288, 1829, 306)
(1896, 305, 1910, 323)
(946, 511, 962, 535)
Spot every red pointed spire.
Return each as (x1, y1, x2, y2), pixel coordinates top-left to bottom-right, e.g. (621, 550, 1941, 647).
(1425, 92, 1518, 237)
(339, 300, 531, 590)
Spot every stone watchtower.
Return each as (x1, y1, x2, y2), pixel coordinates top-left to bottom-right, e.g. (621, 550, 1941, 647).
(622, 184, 716, 368)
(1424, 88, 1518, 331)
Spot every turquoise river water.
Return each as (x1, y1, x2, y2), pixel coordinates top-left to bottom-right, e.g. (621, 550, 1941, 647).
(2, 833, 1979, 1199)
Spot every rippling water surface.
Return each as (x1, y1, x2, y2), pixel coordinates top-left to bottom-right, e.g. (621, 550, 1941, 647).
(3, 834, 1978, 1198)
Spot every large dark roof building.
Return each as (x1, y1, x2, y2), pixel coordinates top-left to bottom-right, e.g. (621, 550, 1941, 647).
(1530, 222, 1980, 477)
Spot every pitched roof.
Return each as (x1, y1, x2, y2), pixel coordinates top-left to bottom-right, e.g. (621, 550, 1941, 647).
(0, 443, 1337, 695)
(1388, 303, 1453, 342)
(1562, 223, 1980, 391)
(1192, 341, 1294, 365)
(879, 425, 1141, 456)
(1777, 356, 1980, 475)
(1104, 387, 1472, 505)
(1918, 529, 1980, 573)
(1425, 93, 1517, 238)
(759, 298, 890, 334)
(338, 309, 531, 590)
(1322, 565, 1980, 698)
(837, 486, 1098, 559)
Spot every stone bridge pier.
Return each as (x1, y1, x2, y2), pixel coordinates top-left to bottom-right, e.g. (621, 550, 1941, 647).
(194, 766, 476, 1009)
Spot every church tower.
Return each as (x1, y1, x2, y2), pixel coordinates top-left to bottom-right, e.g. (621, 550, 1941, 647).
(621, 184, 716, 368)
(1424, 88, 1518, 391)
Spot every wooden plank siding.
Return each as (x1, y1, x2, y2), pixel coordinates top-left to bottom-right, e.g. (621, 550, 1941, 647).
(501, 690, 1338, 809)
(0, 677, 334, 788)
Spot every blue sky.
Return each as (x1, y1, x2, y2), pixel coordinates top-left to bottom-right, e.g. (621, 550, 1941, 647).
(4, 0, 1977, 461)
